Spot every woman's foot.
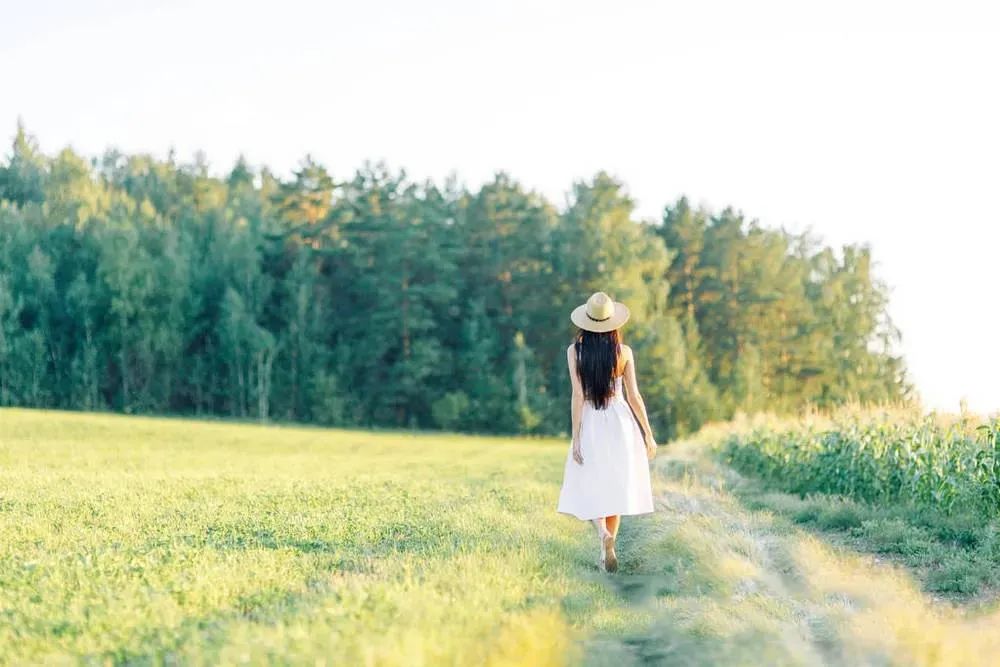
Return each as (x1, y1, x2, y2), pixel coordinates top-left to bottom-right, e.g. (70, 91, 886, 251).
(602, 533, 618, 573)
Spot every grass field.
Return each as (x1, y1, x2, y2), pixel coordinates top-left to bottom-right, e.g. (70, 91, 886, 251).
(5, 407, 1000, 666)
(0, 409, 594, 665)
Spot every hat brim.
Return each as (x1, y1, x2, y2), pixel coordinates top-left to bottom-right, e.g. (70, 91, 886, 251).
(570, 302, 630, 332)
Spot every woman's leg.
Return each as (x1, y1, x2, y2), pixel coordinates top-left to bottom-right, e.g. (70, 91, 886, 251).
(606, 515, 620, 539)
(591, 517, 610, 538)
(599, 516, 618, 572)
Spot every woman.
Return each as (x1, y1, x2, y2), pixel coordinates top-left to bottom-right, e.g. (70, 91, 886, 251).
(556, 291, 657, 573)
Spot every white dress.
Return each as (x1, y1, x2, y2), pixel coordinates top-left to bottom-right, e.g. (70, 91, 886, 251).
(556, 374, 655, 521)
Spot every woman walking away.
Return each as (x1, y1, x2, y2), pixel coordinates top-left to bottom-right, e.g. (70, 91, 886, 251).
(557, 291, 657, 573)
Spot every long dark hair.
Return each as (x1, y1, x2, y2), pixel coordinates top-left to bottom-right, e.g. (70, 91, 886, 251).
(574, 328, 624, 409)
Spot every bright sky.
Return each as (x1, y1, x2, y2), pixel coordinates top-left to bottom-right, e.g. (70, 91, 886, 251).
(3, 0, 998, 414)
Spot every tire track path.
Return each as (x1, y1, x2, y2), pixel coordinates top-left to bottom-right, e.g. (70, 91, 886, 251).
(581, 440, 1000, 667)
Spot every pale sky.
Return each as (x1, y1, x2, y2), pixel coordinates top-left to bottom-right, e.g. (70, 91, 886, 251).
(3, 0, 998, 414)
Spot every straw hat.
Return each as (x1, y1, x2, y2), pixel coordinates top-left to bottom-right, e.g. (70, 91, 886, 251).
(570, 292, 630, 332)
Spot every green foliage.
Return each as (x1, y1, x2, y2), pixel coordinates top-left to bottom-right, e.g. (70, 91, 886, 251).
(0, 126, 910, 436)
(431, 390, 471, 430)
(659, 198, 910, 416)
(722, 413, 1000, 515)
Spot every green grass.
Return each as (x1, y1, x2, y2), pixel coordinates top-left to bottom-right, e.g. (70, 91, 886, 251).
(1, 408, 628, 665)
(635, 440, 1000, 666)
(8, 407, 1000, 666)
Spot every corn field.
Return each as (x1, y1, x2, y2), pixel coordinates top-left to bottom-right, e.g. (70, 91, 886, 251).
(720, 412, 1000, 514)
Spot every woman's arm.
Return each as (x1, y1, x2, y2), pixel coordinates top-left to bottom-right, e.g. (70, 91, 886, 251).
(622, 345, 657, 458)
(567, 345, 585, 464)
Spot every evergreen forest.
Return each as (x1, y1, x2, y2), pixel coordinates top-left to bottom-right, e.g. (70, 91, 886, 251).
(0, 125, 910, 438)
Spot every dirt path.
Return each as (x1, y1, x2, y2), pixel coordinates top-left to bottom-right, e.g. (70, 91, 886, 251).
(581, 440, 1000, 666)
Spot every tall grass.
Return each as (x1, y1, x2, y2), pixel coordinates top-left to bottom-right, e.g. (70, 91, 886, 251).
(719, 410, 1000, 514)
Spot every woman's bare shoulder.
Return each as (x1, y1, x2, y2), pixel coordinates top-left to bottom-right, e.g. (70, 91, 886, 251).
(621, 343, 634, 359)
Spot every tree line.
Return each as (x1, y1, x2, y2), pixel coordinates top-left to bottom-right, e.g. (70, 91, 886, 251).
(0, 125, 910, 439)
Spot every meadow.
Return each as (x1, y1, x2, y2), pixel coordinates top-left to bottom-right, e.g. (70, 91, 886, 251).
(0, 408, 620, 665)
(6, 407, 1000, 666)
